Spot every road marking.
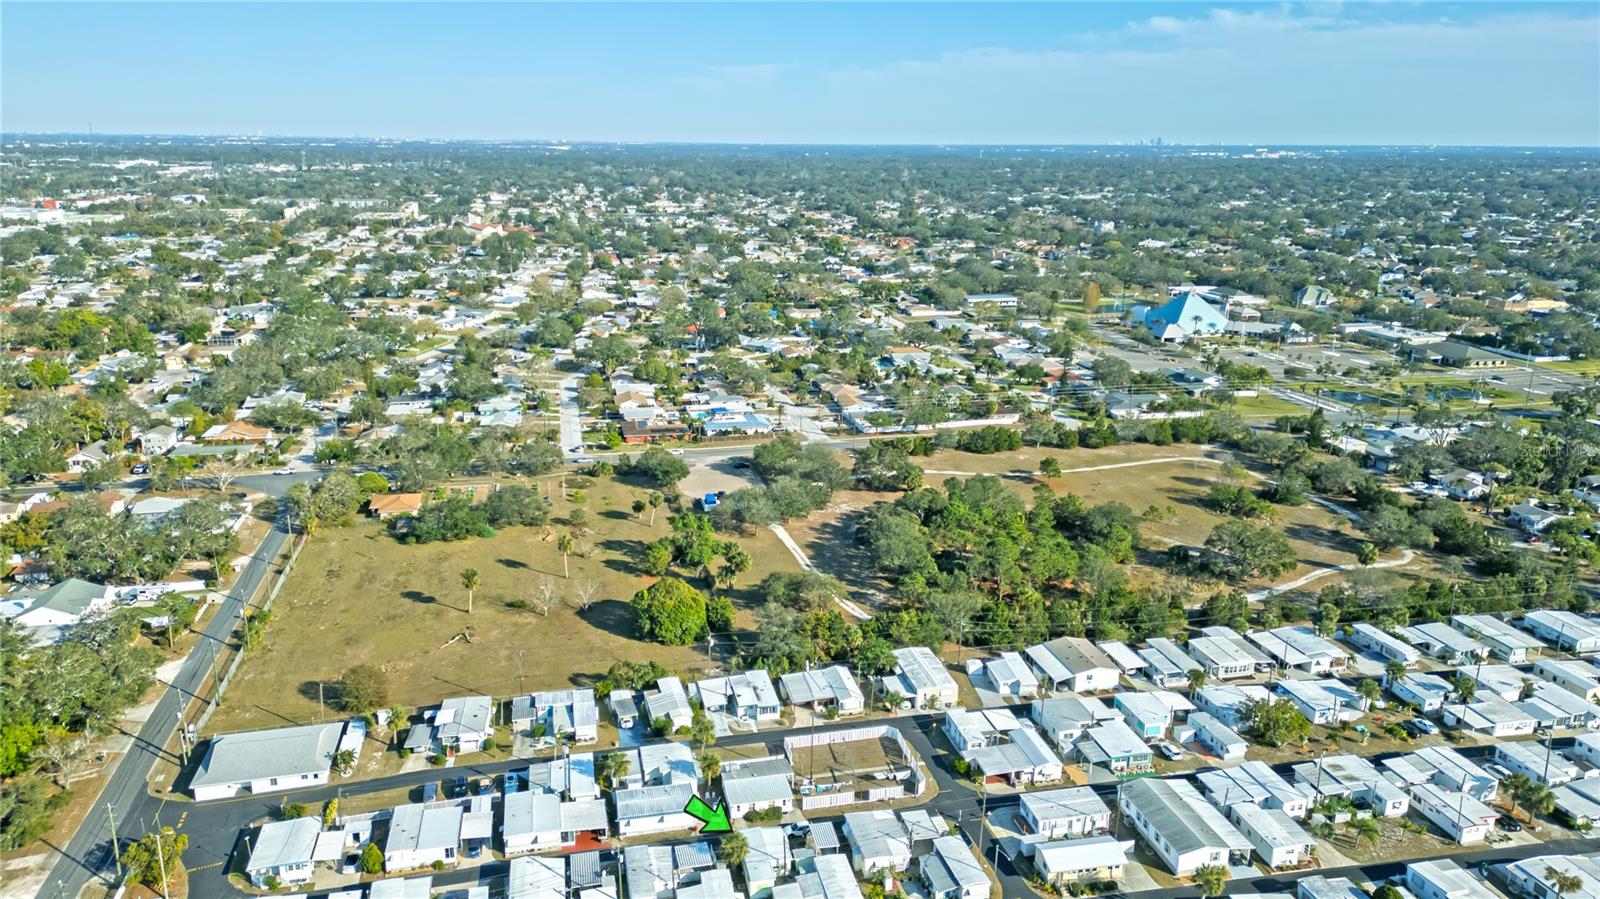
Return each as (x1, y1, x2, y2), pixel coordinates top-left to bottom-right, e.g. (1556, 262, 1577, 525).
(189, 862, 224, 872)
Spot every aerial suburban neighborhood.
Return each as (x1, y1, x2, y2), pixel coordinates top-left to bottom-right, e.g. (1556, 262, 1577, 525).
(3, 5, 1600, 899)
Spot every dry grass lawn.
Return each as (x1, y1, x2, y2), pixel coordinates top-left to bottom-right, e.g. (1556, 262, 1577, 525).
(209, 476, 800, 733)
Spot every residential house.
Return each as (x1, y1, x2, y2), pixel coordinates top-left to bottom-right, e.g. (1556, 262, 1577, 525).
(1534, 659, 1600, 702)
(1138, 639, 1202, 689)
(403, 696, 493, 755)
(842, 810, 911, 875)
(983, 651, 1041, 699)
(1018, 787, 1112, 839)
(1187, 711, 1248, 762)
(1119, 777, 1251, 876)
(384, 802, 464, 870)
(1508, 503, 1564, 535)
(1194, 684, 1273, 728)
(1501, 855, 1600, 899)
(643, 677, 695, 730)
(918, 836, 989, 899)
(779, 666, 865, 716)
(1, 578, 117, 644)
(1229, 803, 1316, 869)
(245, 817, 323, 888)
(1405, 859, 1499, 899)
(882, 646, 960, 709)
(1198, 761, 1310, 818)
(190, 722, 345, 802)
(1030, 695, 1116, 750)
(1382, 747, 1497, 801)
(511, 689, 598, 744)
(1249, 627, 1348, 673)
(1098, 641, 1148, 677)
(1432, 469, 1490, 501)
(1115, 691, 1192, 740)
(1494, 742, 1580, 787)
(1074, 720, 1154, 774)
(1450, 614, 1544, 663)
(1290, 755, 1410, 817)
(1188, 627, 1273, 679)
(1026, 637, 1120, 693)
(1442, 695, 1538, 738)
(1409, 783, 1497, 844)
(1522, 610, 1600, 654)
(1348, 623, 1421, 667)
(721, 756, 795, 818)
(1032, 836, 1134, 889)
(1275, 679, 1364, 725)
(612, 782, 698, 837)
(693, 669, 782, 723)
(1389, 673, 1453, 714)
(1401, 622, 1489, 666)
(367, 493, 424, 520)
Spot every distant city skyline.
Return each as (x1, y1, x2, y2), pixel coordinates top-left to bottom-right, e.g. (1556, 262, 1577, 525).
(3, 2, 1597, 147)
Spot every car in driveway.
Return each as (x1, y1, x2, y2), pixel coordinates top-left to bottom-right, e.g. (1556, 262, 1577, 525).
(1156, 742, 1185, 761)
(130, 463, 149, 475)
(1410, 718, 1438, 735)
(1497, 815, 1523, 832)
(422, 781, 438, 802)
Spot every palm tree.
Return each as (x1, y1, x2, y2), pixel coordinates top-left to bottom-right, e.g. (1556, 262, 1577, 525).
(598, 752, 631, 793)
(699, 751, 722, 783)
(557, 533, 576, 578)
(1349, 817, 1380, 848)
(1545, 867, 1584, 899)
(719, 831, 749, 867)
(647, 491, 664, 525)
(1519, 678, 1538, 701)
(1383, 659, 1408, 687)
(1502, 772, 1533, 821)
(1521, 782, 1555, 821)
(1186, 669, 1208, 697)
(1194, 864, 1228, 898)
(459, 568, 479, 614)
(1451, 673, 1478, 704)
(1356, 679, 1382, 711)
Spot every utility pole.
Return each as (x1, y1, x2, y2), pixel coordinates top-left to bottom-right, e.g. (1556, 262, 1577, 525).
(152, 821, 170, 899)
(106, 805, 122, 879)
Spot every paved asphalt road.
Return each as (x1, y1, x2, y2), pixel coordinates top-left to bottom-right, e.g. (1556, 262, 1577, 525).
(34, 473, 312, 899)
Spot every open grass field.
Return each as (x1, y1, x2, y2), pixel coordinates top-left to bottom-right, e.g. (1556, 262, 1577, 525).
(208, 475, 800, 734)
(783, 442, 1374, 604)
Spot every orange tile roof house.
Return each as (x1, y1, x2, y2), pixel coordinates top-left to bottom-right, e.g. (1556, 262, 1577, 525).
(202, 421, 274, 444)
(367, 493, 424, 520)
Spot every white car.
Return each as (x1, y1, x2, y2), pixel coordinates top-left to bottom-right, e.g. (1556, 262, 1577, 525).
(277, 467, 295, 475)
(668, 448, 685, 456)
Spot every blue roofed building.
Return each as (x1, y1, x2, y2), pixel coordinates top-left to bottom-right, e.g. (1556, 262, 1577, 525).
(1141, 292, 1228, 343)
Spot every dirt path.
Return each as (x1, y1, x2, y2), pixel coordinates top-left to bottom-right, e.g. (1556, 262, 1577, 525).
(767, 524, 874, 619)
(1247, 548, 1417, 601)
(923, 454, 1226, 478)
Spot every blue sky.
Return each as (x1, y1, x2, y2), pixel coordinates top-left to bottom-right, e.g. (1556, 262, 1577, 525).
(3, 2, 1597, 146)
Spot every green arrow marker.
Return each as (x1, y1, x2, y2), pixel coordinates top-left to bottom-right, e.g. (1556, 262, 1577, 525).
(683, 794, 732, 833)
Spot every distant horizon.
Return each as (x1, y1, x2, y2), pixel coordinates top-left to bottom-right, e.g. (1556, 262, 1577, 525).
(4, 2, 1597, 147)
(4, 132, 1598, 153)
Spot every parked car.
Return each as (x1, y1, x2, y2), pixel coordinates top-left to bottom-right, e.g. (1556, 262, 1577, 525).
(1497, 815, 1523, 832)
(422, 781, 438, 802)
(1410, 718, 1438, 735)
(475, 777, 494, 796)
(504, 772, 521, 794)
(130, 463, 149, 475)
(1156, 742, 1185, 761)
(452, 775, 469, 797)
(340, 853, 361, 874)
